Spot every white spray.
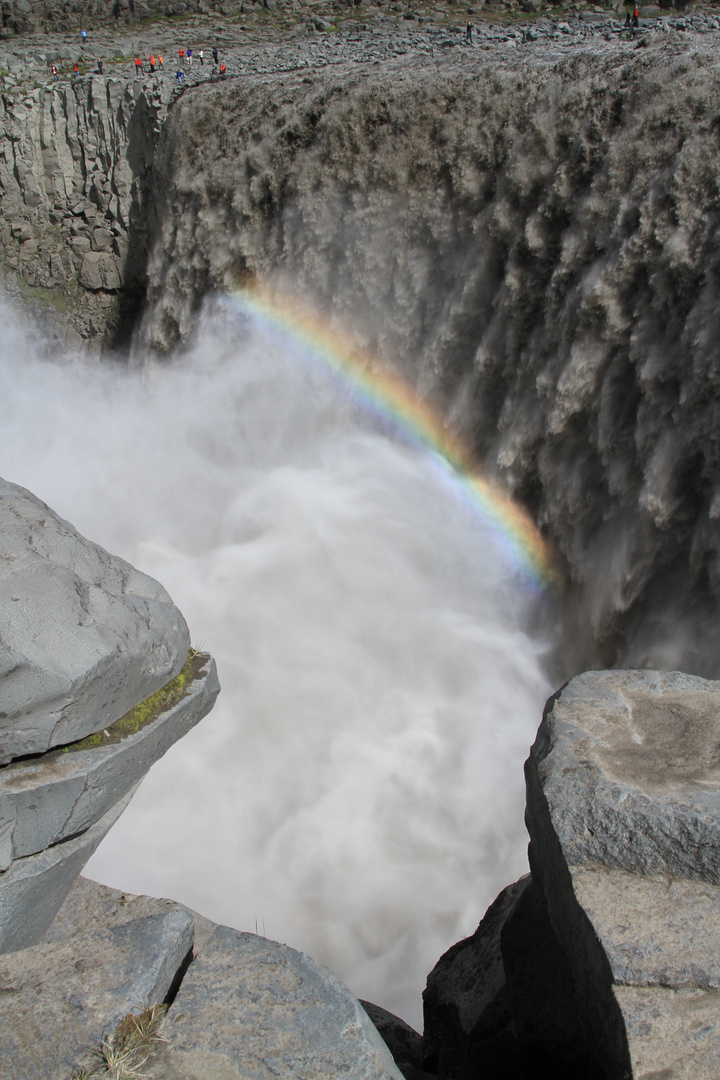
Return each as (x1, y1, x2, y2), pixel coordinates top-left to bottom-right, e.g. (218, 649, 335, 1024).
(0, 295, 552, 1029)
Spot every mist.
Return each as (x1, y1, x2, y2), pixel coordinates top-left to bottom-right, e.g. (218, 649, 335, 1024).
(0, 293, 553, 1028)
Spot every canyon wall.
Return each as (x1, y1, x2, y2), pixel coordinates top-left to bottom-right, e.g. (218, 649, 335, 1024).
(0, 72, 171, 345)
(4, 35, 720, 675)
(139, 45, 720, 676)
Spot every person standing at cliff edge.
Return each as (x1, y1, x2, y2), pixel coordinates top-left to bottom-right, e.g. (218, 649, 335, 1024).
(51, 63, 58, 81)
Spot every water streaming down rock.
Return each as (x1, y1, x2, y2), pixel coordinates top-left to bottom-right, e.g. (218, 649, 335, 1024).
(135, 48, 720, 680)
(0, 295, 552, 1028)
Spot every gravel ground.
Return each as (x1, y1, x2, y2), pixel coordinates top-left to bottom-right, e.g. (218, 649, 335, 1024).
(1, 3, 720, 93)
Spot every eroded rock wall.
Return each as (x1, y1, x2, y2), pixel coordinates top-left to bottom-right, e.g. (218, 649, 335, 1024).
(0, 73, 171, 344)
(137, 46, 720, 676)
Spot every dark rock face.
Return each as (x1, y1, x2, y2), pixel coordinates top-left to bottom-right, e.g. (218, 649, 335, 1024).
(427, 672, 720, 1079)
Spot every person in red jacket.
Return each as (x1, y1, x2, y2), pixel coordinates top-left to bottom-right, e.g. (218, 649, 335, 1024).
(135, 56, 143, 74)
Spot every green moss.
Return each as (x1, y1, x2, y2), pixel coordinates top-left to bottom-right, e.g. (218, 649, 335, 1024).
(57, 649, 208, 756)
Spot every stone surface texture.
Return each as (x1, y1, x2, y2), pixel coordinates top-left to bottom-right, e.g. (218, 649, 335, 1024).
(524, 670, 720, 1079)
(154, 923, 404, 1080)
(0, 655, 219, 868)
(0, 899, 194, 1080)
(0, 788, 135, 953)
(0, 476, 190, 763)
(1, 876, 406, 1080)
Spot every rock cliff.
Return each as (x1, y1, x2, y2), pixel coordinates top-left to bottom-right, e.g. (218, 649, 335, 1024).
(4, 17, 720, 675)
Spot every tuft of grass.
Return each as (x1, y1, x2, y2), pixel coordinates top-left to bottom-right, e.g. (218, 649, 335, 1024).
(69, 1004, 168, 1080)
(57, 648, 208, 756)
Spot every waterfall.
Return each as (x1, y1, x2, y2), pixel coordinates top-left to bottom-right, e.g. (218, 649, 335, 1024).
(0, 293, 552, 1028)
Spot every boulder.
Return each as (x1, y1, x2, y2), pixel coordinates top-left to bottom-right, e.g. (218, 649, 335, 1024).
(0, 655, 219, 868)
(0, 903, 194, 1079)
(422, 878, 528, 1079)
(525, 670, 720, 1079)
(0, 478, 190, 763)
(79, 250, 123, 289)
(153, 924, 405, 1079)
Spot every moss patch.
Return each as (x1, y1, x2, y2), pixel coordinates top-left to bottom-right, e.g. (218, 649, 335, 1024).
(57, 649, 209, 756)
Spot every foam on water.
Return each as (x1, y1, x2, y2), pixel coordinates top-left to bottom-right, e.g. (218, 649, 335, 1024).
(0, 295, 552, 1028)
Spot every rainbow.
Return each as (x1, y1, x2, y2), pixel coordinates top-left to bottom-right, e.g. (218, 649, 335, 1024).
(221, 284, 560, 594)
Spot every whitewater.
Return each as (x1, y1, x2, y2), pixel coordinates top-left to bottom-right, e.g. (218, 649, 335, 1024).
(0, 293, 552, 1028)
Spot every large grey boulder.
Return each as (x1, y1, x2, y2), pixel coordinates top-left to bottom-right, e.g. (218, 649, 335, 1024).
(153, 924, 405, 1080)
(3, 877, 406, 1080)
(0, 477, 190, 763)
(0, 901, 194, 1080)
(0, 654, 219, 868)
(525, 670, 720, 1079)
(0, 789, 136, 954)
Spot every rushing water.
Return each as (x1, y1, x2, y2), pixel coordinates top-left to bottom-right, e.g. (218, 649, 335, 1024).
(0, 294, 552, 1028)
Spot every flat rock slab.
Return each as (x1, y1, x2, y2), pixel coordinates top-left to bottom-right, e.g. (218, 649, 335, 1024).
(0, 477, 190, 763)
(0, 655, 219, 867)
(526, 669, 720, 883)
(0, 788, 135, 953)
(0, 904, 194, 1080)
(153, 924, 404, 1080)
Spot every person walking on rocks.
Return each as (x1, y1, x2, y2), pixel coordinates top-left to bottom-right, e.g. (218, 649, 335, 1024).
(97, 57, 103, 74)
(179, 48, 185, 64)
(632, 6, 639, 27)
(212, 46, 219, 64)
(220, 62, 226, 78)
(51, 63, 58, 81)
(81, 28, 87, 47)
(159, 54, 164, 68)
(73, 62, 80, 79)
(149, 54, 155, 72)
(465, 22, 473, 43)
(187, 47, 193, 65)
(135, 56, 143, 74)
(199, 48, 204, 65)
(177, 68, 186, 84)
